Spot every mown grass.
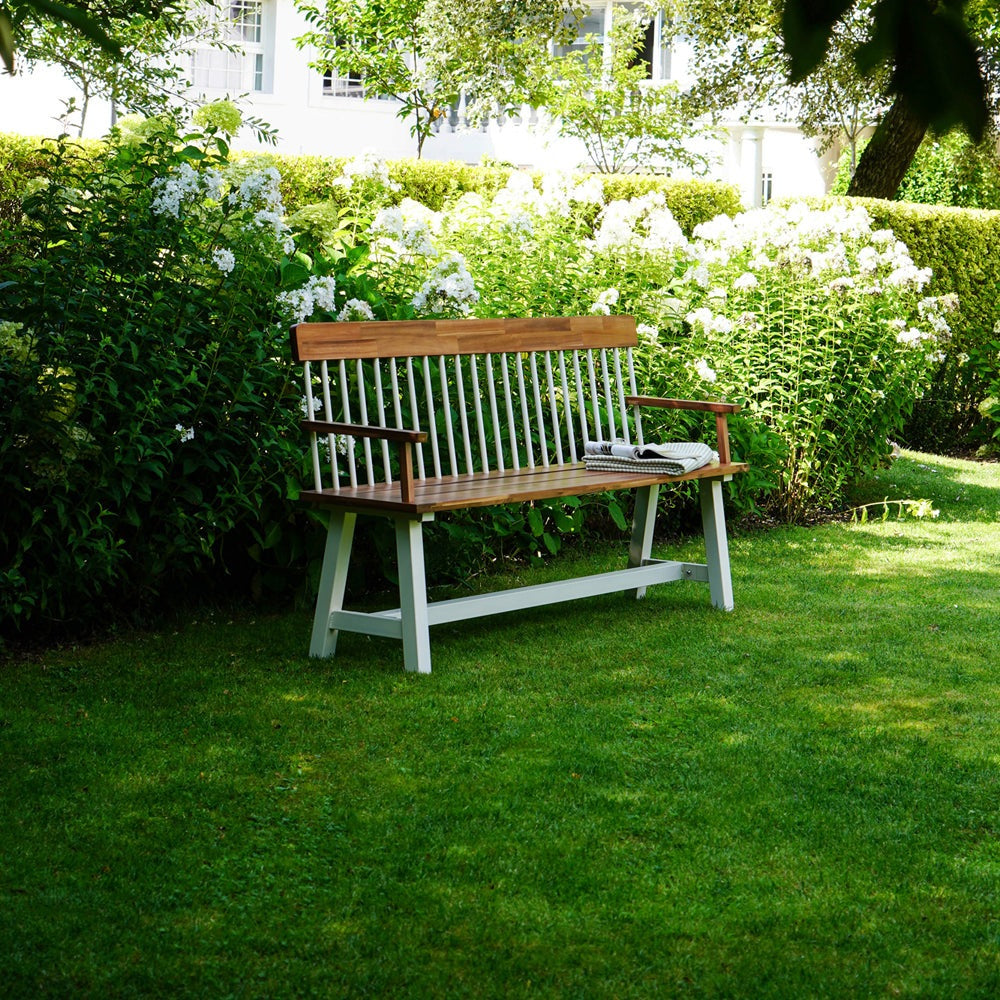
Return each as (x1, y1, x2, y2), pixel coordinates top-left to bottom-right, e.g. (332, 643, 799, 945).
(2, 451, 1000, 999)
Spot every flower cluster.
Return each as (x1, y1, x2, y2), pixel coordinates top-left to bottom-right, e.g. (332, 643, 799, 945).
(332, 150, 399, 192)
(369, 201, 439, 262)
(411, 254, 479, 317)
(592, 191, 687, 253)
(277, 275, 338, 324)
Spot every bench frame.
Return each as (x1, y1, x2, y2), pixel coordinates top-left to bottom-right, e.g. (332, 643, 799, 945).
(292, 316, 747, 673)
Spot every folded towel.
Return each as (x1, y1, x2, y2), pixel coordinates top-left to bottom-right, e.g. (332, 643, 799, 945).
(583, 439, 718, 475)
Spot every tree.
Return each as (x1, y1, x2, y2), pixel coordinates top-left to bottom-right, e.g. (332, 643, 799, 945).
(294, 0, 583, 157)
(545, 6, 715, 174)
(782, 0, 992, 199)
(15, 4, 227, 134)
(663, 1, 890, 175)
(0, 0, 185, 75)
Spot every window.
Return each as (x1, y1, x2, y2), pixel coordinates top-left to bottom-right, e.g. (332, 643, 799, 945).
(633, 13, 671, 82)
(761, 172, 774, 205)
(555, 4, 671, 81)
(190, 0, 274, 94)
(320, 40, 392, 100)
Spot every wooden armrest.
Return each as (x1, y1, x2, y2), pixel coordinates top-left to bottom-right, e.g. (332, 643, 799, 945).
(625, 396, 741, 414)
(302, 420, 426, 503)
(302, 420, 428, 444)
(625, 396, 739, 465)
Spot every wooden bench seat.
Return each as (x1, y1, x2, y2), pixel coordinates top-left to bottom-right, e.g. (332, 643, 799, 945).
(291, 315, 748, 673)
(299, 459, 748, 514)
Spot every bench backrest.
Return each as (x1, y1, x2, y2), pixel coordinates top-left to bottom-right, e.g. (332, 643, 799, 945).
(291, 315, 649, 492)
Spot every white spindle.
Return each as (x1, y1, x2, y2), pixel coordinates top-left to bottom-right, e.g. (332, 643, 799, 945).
(337, 360, 358, 489)
(454, 356, 474, 475)
(405, 357, 426, 480)
(544, 352, 563, 465)
(439, 355, 458, 476)
(304, 362, 323, 490)
(373, 359, 392, 484)
(422, 356, 442, 479)
(470, 354, 490, 474)
(515, 353, 534, 468)
(626, 347, 645, 446)
(572, 351, 589, 449)
(356, 360, 375, 487)
(530, 353, 550, 466)
(485, 354, 504, 471)
(599, 349, 617, 442)
(560, 351, 578, 461)
(500, 353, 520, 470)
(613, 349, 630, 444)
(586, 350, 602, 444)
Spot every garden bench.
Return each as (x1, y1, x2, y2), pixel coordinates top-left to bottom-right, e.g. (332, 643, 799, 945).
(291, 315, 748, 673)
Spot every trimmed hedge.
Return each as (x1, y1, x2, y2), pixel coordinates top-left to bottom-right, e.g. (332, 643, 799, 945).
(1, 130, 742, 239)
(813, 196, 1000, 453)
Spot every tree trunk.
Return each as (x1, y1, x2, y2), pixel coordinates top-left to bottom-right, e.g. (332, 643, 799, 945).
(846, 93, 927, 199)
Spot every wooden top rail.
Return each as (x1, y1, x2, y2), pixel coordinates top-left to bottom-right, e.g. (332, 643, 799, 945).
(291, 315, 638, 362)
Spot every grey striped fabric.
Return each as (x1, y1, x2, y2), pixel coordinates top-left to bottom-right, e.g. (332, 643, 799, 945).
(583, 440, 718, 475)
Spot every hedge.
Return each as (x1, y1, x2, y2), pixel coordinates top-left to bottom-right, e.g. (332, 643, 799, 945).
(812, 196, 1000, 452)
(0, 132, 742, 237)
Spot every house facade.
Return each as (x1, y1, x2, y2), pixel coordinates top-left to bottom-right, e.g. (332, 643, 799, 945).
(1, 1, 839, 207)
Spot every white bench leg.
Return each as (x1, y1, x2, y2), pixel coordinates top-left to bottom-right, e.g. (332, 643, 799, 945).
(627, 484, 660, 599)
(395, 517, 432, 674)
(310, 511, 357, 658)
(699, 479, 735, 611)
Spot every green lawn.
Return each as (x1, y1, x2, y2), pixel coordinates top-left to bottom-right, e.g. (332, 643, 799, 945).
(3, 452, 1000, 998)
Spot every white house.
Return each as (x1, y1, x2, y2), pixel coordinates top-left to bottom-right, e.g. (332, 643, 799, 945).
(0, 1, 838, 207)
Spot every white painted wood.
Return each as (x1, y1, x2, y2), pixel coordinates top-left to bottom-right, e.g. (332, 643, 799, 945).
(440, 355, 458, 476)
(325, 559, 710, 641)
(560, 352, 578, 461)
(500, 353, 520, 470)
(405, 357, 426, 479)
(455, 355, 474, 474)
(395, 518, 432, 673)
(699, 478, 735, 611)
(422, 356, 442, 479)
(530, 353, 549, 467)
(627, 484, 660, 599)
(485, 354, 504, 471)
(356, 359, 375, 486)
(470, 354, 490, 474)
(309, 511, 357, 657)
(373, 359, 392, 484)
(544, 352, 563, 465)
(515, 353, 535, 468)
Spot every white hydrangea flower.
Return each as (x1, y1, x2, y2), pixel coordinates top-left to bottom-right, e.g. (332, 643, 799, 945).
(733, 272, 758, 290)
(338, 298, 376, 322)
(589, 287, 620, 315)
(150, 162, 203, 218)
(636, 323, 659, 344)
(277, 287, 314, 324)
(685, 307, 714, 332)
(412, 253, 479, 316)
(210, 247, 236, 274)
(694, 358, 717, 383)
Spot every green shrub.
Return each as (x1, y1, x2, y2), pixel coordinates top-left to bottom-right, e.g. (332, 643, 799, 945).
(0, 124, 355, 639)
(815, 196, 1000, 452)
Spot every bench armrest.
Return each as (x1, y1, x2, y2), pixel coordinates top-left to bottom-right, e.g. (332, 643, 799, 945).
(624, 396, 740, 415)
(301, 419, 427, 444)
(624, 396, 740, 466)
(302, 420, 428, 503)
